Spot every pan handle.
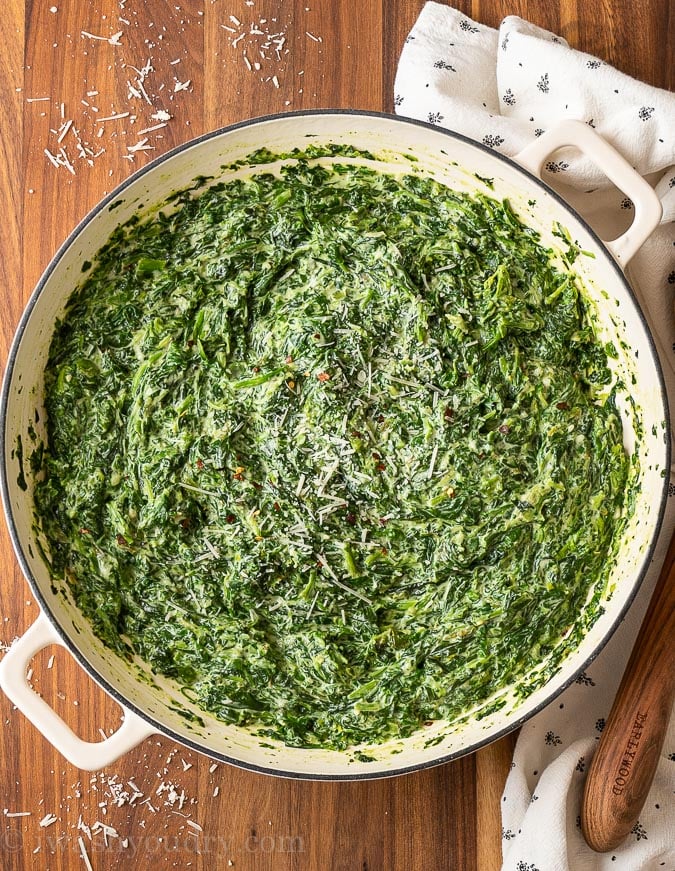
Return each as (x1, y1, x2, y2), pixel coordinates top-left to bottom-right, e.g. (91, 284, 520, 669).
(0, 613, 156, 770)
(514, 120, 662, 267)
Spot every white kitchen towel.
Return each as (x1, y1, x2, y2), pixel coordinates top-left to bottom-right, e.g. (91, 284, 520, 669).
(396, 5, 675, 871)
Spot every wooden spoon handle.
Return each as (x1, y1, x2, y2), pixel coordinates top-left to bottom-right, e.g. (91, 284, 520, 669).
(581, 529, 675, 853)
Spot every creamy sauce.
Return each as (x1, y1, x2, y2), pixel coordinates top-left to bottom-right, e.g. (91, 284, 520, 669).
(33, 156, 633, 749)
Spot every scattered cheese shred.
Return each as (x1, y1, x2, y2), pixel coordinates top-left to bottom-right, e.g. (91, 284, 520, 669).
(78, 836, 93, 871)
(127, 137, 154, 153)
(81, 30, 123, 46)
(97, 112, 130, 122)
(57, 119, 73, 143)
(137, 122, 167, 135)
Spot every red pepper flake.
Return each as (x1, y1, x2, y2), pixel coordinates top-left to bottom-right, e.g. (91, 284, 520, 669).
(252, 481, 262, 490)
(253, 366, 261, 373)
(317, 371, 331, 382)
(79, 528, 90, 535)
(380, 547, 388, 556)
(556, 401, 570, 410)
(313, 332, 321, 340)
(187, 339, 195, 348)
(196, 458, 204, 470)
(273, 501, 281, 512)
(371, 452, 380, 460)
(233, 466, 245, 481)
(378, 517, 389, 527)
(498, 424, 510, 434)
(351, 430, 361, 438)
(116, 534, 128, 547)
(226, 513, 236, 524)
(376, 414, 385, 423)
(444, 407, 455, 421)
(180, 518, 191, 529)
(375, 462, 386, 472)
(346, 512, 356, 525)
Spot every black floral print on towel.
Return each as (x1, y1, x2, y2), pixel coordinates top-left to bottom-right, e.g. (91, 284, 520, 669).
(545, 160, 569, 173)
(631, 821, 648, 841)
(537, 73, 550, 93)
(482, 134, 504, 148)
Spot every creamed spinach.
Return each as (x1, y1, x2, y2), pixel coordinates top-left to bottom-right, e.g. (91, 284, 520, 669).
(34, 157, 631, 749)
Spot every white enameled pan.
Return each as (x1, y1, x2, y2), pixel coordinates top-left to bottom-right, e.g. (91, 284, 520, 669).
(0, 112, 668, 778)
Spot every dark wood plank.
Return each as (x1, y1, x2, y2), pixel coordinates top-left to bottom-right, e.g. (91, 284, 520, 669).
(572, 0, 672, 89)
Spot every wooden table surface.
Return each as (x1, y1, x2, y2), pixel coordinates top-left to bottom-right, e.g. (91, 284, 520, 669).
(0, 1, 670, 868)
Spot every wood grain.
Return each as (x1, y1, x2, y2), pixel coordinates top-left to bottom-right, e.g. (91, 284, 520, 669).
(0, 1, 24, 369)
(0, 2, 670, 869)
(581, 530, 675, 852)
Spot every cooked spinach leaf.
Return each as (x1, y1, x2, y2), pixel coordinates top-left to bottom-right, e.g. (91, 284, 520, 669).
(34, 159, 631, 749)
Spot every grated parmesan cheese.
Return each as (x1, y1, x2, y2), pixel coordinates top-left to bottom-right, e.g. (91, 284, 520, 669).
(78, 836, 93, 871)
